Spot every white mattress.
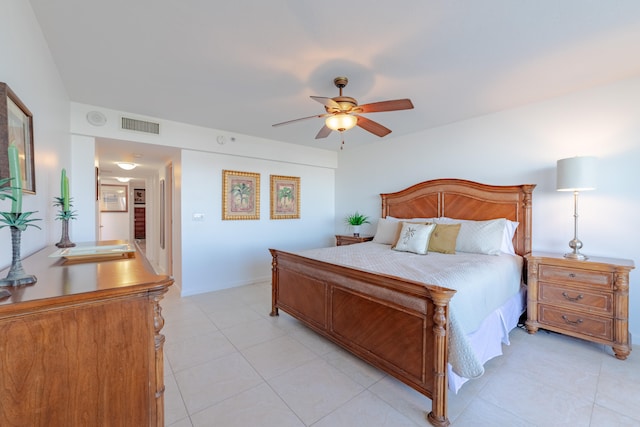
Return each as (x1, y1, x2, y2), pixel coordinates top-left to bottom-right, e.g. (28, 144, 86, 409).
(295, 241, 524, 390)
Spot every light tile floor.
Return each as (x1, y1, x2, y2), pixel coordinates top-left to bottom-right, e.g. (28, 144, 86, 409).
(162, 282, 640, 426)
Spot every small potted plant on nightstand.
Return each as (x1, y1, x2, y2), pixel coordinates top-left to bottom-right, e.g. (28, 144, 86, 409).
(345, 211, 370, 237)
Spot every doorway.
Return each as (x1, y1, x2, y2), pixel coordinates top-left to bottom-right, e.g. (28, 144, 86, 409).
(96, 138, 179, 276)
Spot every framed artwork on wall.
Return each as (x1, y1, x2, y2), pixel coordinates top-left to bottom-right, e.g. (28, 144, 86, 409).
(222, 170, 260, 220)
(0, 82, 36, 194)
(100, 184, 128, 212)
(270, 175, 300, 219)
(134, 188, 145, 204)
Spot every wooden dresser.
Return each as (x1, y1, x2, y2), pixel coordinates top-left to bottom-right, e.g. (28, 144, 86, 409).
(335, 234, 374, 246)
(0, 241, 173, 426)
(525, 252, 634, 359)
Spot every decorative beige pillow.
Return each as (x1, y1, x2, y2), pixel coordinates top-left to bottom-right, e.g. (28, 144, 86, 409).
(428, 223, 461, 254)
(393, 221, 427, 243)
(392, 223, 436, 255)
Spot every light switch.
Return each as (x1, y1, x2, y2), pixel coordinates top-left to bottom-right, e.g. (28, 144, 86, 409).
(192, 213, 205, 221)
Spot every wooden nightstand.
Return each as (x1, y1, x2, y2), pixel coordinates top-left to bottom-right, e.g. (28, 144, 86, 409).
(525, 252, 634, 360)
(335, 235, 374, 246)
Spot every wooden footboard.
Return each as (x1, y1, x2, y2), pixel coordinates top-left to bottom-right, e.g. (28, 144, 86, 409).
(269, 249, 456, 426)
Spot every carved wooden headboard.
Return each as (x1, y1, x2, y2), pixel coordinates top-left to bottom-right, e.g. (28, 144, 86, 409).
(380, 179, 536, 256)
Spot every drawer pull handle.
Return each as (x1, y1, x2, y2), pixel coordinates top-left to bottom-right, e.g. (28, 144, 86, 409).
(561, 315, 583, 326)
(568, 273, 576, 278)
(562, 292, 584, 302)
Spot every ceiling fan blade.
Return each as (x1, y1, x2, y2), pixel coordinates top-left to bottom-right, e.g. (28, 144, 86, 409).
(358, 99, 414, 113)
(310, 96, 340, 109)
(272, 113, 327, 127)
(355, 115, 392, 137)
(315, 125, 332, 139)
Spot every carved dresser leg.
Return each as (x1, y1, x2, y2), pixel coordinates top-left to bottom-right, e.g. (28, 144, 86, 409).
(150, 287, 169, 427)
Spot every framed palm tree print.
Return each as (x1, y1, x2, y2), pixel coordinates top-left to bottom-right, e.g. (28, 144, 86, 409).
(222, 170, 260, 220)
(270, 175, 300, 219)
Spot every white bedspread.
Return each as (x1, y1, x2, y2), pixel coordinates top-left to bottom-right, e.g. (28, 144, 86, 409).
(295, 242, 523, 379)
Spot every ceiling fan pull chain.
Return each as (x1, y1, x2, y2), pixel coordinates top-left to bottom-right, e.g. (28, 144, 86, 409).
(341, 134, 345, 150)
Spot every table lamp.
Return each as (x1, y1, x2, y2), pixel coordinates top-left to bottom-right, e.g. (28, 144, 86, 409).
(556, 156, 597, 260)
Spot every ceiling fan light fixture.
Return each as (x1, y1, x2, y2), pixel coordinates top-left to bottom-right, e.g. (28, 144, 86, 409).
(325, 114, 357, 132)
(116, 162, 137, 170)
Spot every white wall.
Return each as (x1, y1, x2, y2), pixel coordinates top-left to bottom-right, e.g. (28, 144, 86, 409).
(70, 135, 98, 242)
(335, 76, 640, 337)
(69, 102, 338, 294)
(181, 150, 335, 295)
(138, 166, 171, 276)
(0, 1, 70, 269)
(69, 103, 337, 170)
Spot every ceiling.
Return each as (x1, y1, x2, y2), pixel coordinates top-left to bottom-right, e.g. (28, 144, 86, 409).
(29, 1, 640, 170)
(95, 138, 179, 183)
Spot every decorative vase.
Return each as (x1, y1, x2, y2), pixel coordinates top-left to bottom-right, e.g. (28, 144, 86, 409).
(56, 218, 75, 248)
(352, 225, 361, 237)
(0, 226, 37, 287)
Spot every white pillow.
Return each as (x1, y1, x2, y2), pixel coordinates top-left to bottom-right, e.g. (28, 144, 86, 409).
(391, 223, 436, 255)
(372, 217, 400, 244)
(437, 217, 518, 255)
(502, 220, 519, 255)
(437, 218, 504, 255)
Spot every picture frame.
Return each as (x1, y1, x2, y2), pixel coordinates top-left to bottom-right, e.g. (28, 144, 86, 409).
(270, 175, 300, 219)
(100, 184, 128, 212)
(134, 188, 146, 204)
(0, 82, 36, 194)
(222, 170, 260, 220)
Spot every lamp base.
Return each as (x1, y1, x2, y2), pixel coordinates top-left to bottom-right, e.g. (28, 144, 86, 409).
(566, 236, 587, 260)
(564, 252, 587, 260)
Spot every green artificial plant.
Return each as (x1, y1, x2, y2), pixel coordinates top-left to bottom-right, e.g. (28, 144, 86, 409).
(0, 177, 41, 231)
(345, 211, 370, 226)
(53, 196, 78, 221)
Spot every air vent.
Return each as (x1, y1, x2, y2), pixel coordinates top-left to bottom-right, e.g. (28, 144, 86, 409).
(121, 117, 160, 134)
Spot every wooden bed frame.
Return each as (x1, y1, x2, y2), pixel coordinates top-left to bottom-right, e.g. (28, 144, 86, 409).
(269, 179, 535, 426)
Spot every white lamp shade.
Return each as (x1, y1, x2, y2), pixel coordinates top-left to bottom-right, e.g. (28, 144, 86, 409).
(325, 114, 357, 132)
(556, 156, 597, 191)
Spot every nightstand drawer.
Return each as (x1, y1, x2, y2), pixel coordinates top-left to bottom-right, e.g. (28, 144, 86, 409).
(335, 235, 373, 246)
(538, 305, 613, 341)
(538, 265, 612, 289)
(539, 283, 612, 315)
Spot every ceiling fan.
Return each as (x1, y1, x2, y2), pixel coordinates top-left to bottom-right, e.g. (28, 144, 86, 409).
(273, 77, 414, 143)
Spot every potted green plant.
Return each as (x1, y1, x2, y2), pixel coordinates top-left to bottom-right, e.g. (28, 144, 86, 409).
(345, 211, 370, 237)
